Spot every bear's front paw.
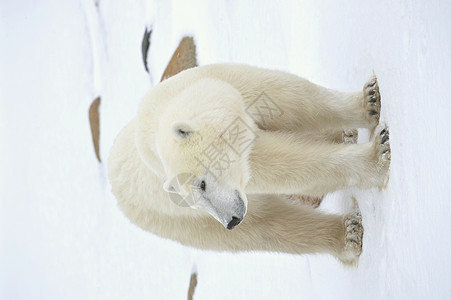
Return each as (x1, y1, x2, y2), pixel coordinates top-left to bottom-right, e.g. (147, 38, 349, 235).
(363, 76, 381, 127)
(373, 126, 391, 187)
(339, 210, 364, 266)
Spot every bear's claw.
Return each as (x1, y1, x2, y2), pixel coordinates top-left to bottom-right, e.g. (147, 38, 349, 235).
(379, 127, 391, 161)
(367, 80, 377, 88)
(364, 77, 381, 126)
(373, 126, 391, 187)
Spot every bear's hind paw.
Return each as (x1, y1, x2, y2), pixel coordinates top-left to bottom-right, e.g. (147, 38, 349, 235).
(339, 210, 364, 266)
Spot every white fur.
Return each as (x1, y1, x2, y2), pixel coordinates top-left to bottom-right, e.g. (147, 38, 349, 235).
(108, 63, 390, 265)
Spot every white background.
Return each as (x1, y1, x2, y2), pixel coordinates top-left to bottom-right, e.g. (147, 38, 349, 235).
(1, 0, 451, 299)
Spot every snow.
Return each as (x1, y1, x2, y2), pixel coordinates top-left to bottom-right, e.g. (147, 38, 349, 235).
(1, 0, 451, 299)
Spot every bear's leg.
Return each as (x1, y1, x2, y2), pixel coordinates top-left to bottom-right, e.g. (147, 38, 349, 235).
(242, 74, 381, 132)
(284, 128, 358, 207)
(235, 194, 363, 265)
(246, 127, 390, 196)
(299, 75, 381, 130)
(117, 192, 363, 265)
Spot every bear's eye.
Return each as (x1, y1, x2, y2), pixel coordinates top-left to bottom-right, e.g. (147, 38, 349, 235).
(200, 180, 206, 191)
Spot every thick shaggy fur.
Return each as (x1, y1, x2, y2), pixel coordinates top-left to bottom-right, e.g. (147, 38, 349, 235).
(108, 64, 390, 265)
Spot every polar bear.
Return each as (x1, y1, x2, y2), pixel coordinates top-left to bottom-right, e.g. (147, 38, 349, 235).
(108, 64, 390, 265)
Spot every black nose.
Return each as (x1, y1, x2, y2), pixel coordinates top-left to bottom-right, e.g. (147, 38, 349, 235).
(227, 216, 242, 230)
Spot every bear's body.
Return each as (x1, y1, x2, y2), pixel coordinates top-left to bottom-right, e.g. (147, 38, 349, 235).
(108, 64, 390, 265)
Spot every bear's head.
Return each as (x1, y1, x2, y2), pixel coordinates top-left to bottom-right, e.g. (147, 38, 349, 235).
(137, 78, 256, 230)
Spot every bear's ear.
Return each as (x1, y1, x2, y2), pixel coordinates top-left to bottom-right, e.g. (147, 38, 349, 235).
(171, 120, 197, 141)
(163, 179, 177, 193)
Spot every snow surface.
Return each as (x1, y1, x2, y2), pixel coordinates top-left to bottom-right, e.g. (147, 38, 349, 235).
(1, 0, 451, 299)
